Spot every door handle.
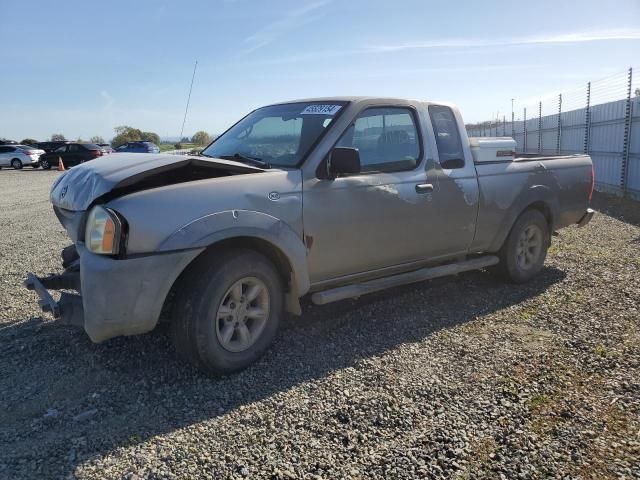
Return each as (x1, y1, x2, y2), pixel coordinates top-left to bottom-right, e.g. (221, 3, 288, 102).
(415, 183, 434, 194)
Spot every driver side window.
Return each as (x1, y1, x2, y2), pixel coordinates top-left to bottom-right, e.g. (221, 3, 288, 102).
(336, 107, 420, 173)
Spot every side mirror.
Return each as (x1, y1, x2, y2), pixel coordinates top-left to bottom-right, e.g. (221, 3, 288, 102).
(328, 147, 360, 178)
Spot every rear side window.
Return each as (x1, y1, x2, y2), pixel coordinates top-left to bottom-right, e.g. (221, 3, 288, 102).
(336, 107, 421, 173)
(68, 144, 81, 152)
(428, 105, 465, 168)
(0, 146, 13, 153)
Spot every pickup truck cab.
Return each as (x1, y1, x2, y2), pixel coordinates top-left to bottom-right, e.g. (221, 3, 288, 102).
(26, 97, 595, 375)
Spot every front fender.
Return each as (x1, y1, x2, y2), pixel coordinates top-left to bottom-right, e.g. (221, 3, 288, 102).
(158, 210, 310, 295)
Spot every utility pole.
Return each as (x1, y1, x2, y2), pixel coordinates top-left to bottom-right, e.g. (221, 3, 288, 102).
(180, 60, 198, 141)
(511, 98, 515, 138)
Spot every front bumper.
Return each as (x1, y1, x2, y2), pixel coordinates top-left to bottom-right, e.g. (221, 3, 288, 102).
(26, 244, 204, 342)
(577, 208, 595, 228)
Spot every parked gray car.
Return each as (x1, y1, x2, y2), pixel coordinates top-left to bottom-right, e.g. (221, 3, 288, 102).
(0, 144, 45, 169)
(26, 97, 595, 374)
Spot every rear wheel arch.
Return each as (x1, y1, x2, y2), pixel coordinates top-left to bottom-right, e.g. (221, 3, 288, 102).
(525, 201, 553, 230)
(490, 198, 555, 253)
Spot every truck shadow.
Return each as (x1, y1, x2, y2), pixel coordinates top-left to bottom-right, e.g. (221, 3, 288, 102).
(2, 266, 565, 478)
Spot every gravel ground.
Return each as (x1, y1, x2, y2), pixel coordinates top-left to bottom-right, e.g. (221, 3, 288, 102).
(0, 169, 638, 480)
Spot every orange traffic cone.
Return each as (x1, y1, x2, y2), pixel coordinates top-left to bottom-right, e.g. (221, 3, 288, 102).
(58, 157, 65, 171)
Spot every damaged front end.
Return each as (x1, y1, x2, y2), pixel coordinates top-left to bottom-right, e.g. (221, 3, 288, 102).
(24, 152, 300, 342)
(25, 245, 84, 328)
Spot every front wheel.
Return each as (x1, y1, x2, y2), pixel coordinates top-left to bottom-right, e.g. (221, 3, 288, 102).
(40, 158, 51, 170)
(497, 209, 550, 283)
(170, 249, 283, 375)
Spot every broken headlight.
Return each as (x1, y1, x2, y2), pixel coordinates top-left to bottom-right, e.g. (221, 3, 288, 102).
(85, 206, 122, 255)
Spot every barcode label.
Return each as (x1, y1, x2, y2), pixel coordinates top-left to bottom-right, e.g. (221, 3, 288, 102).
(300, 104, 342, 115)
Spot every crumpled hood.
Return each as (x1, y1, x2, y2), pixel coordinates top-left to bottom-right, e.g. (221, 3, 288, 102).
(50, 153, 264, 211)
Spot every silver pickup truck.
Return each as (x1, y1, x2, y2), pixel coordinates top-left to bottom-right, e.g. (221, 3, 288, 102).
(26, 97, 595, 374)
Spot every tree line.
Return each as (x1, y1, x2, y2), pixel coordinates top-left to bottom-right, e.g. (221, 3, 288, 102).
(8, 128, 214, 148)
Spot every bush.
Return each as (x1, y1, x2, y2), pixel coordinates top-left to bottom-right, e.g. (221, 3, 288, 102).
(174, 143, 182, 150)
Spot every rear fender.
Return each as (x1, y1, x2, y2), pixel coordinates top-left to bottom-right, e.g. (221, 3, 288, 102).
(488, 185, 559, 252)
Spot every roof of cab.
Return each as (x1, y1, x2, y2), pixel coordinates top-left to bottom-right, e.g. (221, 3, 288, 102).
(266, 96, 427, 107)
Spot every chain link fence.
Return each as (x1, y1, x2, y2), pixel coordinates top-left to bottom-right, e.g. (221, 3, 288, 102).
(466, 67, 640, 199)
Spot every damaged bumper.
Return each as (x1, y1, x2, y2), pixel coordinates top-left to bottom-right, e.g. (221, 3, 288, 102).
(25, 244, 204, 342)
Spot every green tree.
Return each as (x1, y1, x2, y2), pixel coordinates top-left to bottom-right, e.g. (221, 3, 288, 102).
(141, 131, 160, 145)
(90, 136, 105, 144)
(191, 131, 211, 146)
(111, 126, 142, 147)
(111, 126, 160, 147)
(20, 138, 38, 145)
(50, 133, 66, 141)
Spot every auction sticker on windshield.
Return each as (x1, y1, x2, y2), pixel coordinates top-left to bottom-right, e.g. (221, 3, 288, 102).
(301, 104, 342, 115)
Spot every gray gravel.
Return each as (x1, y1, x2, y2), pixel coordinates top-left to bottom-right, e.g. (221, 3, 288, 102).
(1, 168, 639, 480)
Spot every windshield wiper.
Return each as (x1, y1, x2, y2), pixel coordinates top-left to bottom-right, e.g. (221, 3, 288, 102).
(218, 153, 271, 169)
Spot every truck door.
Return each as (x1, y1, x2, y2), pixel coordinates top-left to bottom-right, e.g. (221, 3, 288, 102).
(302, 105, 478, 285)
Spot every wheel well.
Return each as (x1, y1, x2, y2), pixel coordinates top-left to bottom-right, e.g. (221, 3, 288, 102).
(160, 236, 294, 322)
(202, 236, 293, 288)
(525, 201, 553, 228)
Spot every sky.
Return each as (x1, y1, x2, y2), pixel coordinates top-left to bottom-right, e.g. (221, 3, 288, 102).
(1, 0, 639, 142)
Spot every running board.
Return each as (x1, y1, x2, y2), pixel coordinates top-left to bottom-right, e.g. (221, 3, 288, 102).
(311, 255, 499, 305)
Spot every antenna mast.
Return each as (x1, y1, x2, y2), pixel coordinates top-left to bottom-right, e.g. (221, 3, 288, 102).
(179, 60, 198, 141)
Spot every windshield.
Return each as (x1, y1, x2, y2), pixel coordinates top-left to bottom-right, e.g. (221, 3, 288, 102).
(202, 102, 347, 167)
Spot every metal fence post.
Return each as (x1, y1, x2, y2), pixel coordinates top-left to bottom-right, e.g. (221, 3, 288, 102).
(503, 115, 506, 136)
(524, 107, 527, 153)
(556, 94, 562, 154)
(584, 81, 591, 154)
(621, 67, 633, 196)
(538, 101, 542, 153)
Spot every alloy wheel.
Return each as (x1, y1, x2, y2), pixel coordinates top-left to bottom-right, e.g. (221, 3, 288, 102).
(215, 277, 270, 353)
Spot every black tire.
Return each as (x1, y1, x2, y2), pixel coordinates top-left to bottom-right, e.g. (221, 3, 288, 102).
(170, 249, 283, 375)
(497, 209, 550, 283)
(11, 159, 23, 170)
(40, 158, 52, 170)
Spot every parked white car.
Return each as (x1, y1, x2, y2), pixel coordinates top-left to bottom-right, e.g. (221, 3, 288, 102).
(0, 145, 45, 169)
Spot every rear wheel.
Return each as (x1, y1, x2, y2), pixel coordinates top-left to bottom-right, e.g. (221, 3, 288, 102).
(11, 159, 23, 170)
(497, 209, 549, 283)
(170, 249, 283, 375)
